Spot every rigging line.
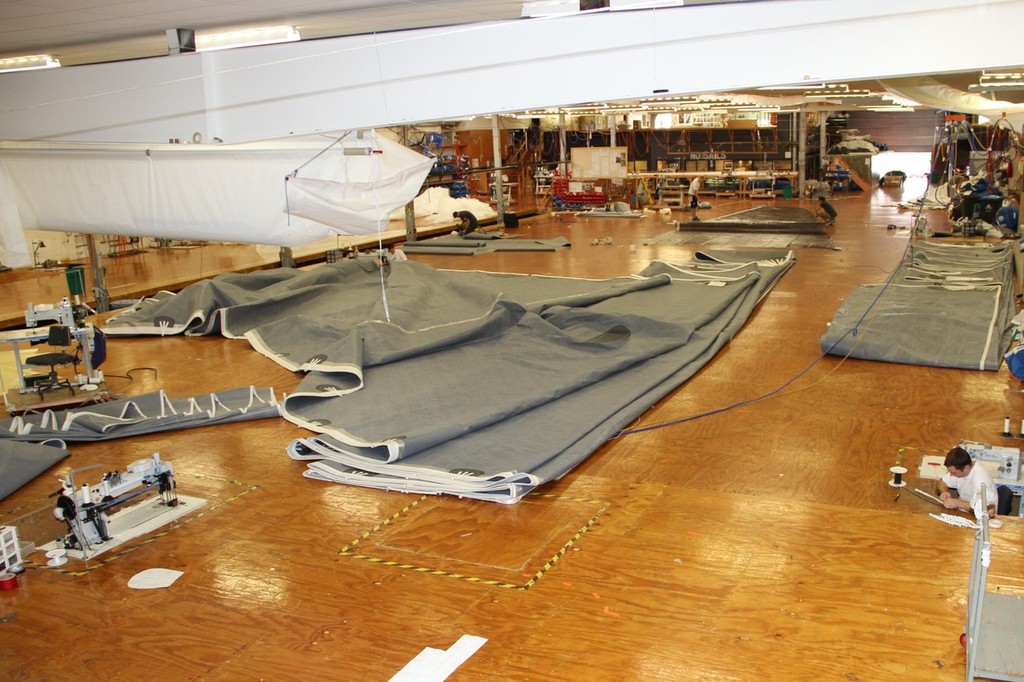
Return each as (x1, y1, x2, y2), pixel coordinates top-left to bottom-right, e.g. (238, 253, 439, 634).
(368, 131, 392, 324)
(617, 235, 916, 437)
(290, 133, 350, 176)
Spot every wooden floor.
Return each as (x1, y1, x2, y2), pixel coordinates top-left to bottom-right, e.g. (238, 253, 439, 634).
(2, 183, 1023, 681)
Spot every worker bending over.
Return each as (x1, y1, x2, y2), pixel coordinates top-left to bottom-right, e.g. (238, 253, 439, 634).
(938, 445, 998, 517)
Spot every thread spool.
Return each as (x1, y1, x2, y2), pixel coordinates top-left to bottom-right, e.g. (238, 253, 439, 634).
(46, 549, 67, 567)
(889, 466, 908, 488)
(1003, 417, 1013, 437)
(0, 572, 18, 590)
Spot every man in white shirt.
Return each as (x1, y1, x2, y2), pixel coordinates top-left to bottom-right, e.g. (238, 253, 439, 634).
(938, 445, 998, 517)
(687, 176, 702, 222)
(389, 243, 408, 262)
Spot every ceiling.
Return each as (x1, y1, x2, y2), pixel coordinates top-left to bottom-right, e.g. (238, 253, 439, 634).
(0, 0, 529, 67)
(1, 0, 1021, 118)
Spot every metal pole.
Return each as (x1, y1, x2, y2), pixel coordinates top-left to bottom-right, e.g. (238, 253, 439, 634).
(491, 114, 505, 228)
(819, 114, 827, 181)
(559, 111, 568, 178)
(797, 107, 807, 200)
(85, 234, 110, 313)
(279, 246, 295, 268)
(404, 200, 417, 242)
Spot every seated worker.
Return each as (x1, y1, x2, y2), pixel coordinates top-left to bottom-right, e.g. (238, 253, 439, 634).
(453, 210, 478, 237)
(373, 243, 408, 267)
(937, 445, 998, 517)
(816, 196, 837, 225)
(389, 243, 408, 263)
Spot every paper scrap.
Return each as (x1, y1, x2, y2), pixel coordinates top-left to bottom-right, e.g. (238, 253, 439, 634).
(128, 568, 184, 589)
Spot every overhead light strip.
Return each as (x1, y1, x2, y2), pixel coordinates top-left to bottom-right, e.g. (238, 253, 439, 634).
(0, 54, 60, 73)
(196, 26, 300, 52)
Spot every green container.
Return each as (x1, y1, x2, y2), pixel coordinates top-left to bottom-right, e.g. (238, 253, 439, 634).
(782, 184, 793, 200)
(65, 265, 86, 297)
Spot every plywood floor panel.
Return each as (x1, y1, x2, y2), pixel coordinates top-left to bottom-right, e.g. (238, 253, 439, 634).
(3, 185, 1023, 681)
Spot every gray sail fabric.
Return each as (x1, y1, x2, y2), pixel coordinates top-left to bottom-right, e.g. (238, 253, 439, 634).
(0, 440, 70, 502)
(821, 242, 1017, 370)
(103, 255, 795, 502)
(0, 387, 280, 442)
(401, 234, 572, 255)
(677, 206, 825, 234)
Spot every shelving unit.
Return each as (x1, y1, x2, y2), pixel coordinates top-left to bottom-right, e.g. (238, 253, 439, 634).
(422, 128, 470, 198)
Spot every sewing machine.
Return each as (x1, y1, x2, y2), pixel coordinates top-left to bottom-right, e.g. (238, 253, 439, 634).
(52, 453, 178, 556)
(1, 297, 101, 398)
(25, 298, 85, 329)
(959, 440, 1021, 482)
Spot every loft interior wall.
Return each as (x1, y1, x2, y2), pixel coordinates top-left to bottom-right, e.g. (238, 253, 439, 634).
(2, 0, 1023, 144)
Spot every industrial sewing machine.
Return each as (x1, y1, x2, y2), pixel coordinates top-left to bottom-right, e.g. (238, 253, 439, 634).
(25, 297, 88, 329)
(1, 298, 103, 404)
(51, 453, 178, 556)
(959, 440, 1021, 482)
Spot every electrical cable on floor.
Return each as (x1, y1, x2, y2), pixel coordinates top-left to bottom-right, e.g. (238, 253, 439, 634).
(618, 194, 929, 437)
(101, 367, 159, 385)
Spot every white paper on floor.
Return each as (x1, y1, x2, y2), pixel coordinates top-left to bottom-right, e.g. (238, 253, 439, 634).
(128, 568, 184, 589)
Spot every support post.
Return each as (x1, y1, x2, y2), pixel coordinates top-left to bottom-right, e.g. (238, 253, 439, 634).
(86, 235, 110, 313)
(797, 107, 807, 200)
(491, 114, 505, 228)
(279, 246, 295, 269)
(405, 199, 417, 242)
(819, 114, 827, 179)
(559, 111, 568, 178)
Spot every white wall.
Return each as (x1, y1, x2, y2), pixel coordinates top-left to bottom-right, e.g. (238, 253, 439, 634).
(2, 1, 1022, 144)
(2, 0, 1024, 266)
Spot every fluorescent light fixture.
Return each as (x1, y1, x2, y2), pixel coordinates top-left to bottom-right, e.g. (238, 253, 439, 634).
(866, 106, 916, 112)
(610, 0, 684, 8)
(974, 70, 1024, 88)
(0, 54, 60, 73)
(196, 26, 300, 52)
(522, 0, 579, 17)
(804, 89, 874, 99)
(759, 83, 825, 91)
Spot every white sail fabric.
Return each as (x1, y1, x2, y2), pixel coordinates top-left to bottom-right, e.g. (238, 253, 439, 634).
(284, 132, 434, 232)
(880, 77, 1024, 118)
(0, 131, 433, 261)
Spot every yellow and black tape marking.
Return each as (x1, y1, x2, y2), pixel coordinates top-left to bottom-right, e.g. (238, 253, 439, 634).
(339, 492, 608, 591)
(26, 476, 258, 577)
(520, 499, 607, 591)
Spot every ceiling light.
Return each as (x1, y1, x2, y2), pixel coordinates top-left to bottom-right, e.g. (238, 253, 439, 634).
(0, 55, 60, 73)
(974, 70, 1024, 88)
(804, 89, 874, 99)
(865, 106, 916, 112)
(609, 0, 683, 9)
(759, 83, 825, 91)
(521, 0, 579, 17)
(196, 26, 300, 52)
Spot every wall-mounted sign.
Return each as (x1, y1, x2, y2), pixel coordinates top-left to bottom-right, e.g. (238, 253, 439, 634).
(688, 152, 727, 160)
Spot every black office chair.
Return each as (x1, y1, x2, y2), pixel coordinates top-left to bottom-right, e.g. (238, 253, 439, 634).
(996, 484, 1013, 517)
(25, 325, 78, 397)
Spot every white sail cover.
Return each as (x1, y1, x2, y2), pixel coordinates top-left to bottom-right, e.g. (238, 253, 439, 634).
(284, 131, 434, 232)
(0, 130, 433, 255)
(880, 76, 1024, 118)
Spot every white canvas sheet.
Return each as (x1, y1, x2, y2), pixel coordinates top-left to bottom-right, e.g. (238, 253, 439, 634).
(0, 131, 433, 266)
